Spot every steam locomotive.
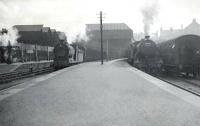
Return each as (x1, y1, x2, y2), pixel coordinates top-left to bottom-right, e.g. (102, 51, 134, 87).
(128, 36, 161, 74)
(53, 42, 84, 69)
(158, 34, 200, 78)
(53, 32, 84, 69)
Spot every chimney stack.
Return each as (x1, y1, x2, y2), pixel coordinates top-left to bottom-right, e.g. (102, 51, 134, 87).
(145, 35, 150, 40)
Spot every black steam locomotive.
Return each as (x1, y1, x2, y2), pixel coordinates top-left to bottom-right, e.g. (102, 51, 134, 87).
(158, 34, 200, 78)
(128, 36, 161, 74)
(53, 36, 84, 69)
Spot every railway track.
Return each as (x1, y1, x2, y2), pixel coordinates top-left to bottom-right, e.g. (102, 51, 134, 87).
(0, 67, 54, 84)
(157, 75, 200, 97)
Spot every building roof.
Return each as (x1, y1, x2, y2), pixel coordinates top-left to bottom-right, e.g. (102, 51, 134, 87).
(159, 18, 200, 41)
(159, 28, 183, 41)
(86, 23, 132, 31)
(50, 29, 56, 33)
(42, 27, 51, 32)
(185, 19, 200, 30)
(184, 18, 200, 34)
(13, 25, 43, 32)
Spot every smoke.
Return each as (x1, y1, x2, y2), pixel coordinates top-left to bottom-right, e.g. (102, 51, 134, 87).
(141, 1, 159, 36)
(0, 0, 91, 44)
(65, 23, 90, 43)
(0, 27, 20, 46)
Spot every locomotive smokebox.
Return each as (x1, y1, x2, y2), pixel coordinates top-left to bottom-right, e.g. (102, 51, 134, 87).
(145, 35, 150, 40)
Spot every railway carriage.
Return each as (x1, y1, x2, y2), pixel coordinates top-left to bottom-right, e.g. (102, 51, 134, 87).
(158, 34, 200, 77)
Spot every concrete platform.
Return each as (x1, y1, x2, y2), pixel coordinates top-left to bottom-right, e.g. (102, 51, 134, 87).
(0, 60, 200, 126)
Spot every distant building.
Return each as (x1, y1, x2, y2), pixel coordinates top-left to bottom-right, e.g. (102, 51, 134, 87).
(86, 23, 133, 61)
(184, 19, 200, 35)
(133, 32, 159, 42)
(159, 27, 183, 41)
(14, 25, 44, 45)
(133, 32, 144, 41)
(50, 29, 60, 46)
(159, 18, 200, 41)
(14, 25, 59, 46)
(12, 25, 61, 61)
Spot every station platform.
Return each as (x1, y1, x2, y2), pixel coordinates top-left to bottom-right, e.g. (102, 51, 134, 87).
(0, 60, 200, 126)
(0, 60, 53, 73)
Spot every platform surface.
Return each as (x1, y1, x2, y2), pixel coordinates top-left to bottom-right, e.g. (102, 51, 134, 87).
(0, 60, 200, 126)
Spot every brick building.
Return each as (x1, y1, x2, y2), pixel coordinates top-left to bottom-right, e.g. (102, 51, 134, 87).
(13, 25, 60, 61)
(86, 23, 133, 61)
(159, 19, 200, 41)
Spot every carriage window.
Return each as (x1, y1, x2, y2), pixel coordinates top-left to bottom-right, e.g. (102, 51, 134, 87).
(144, 43, 151, 46)
(172, 44, 175, 49)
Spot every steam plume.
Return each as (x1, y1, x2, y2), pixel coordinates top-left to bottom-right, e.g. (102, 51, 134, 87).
(141, 1, 159, 36)
(0, 27, 19, 46)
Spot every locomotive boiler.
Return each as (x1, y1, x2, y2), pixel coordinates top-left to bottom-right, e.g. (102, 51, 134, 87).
(128, 36, 161, 74)
(53, 41, 69, 69)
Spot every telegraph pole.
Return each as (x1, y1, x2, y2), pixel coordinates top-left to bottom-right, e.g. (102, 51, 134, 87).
(100, 11, 103, 65)
(106, 40, 108, 61)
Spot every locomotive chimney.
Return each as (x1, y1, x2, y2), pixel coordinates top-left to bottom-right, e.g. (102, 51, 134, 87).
(145, 35, 150, 40)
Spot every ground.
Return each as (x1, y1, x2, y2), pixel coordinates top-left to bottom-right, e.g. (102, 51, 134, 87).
(0, 60, 200, 126)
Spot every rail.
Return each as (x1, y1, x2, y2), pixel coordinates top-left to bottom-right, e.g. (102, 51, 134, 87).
(158, 76, 200, 97)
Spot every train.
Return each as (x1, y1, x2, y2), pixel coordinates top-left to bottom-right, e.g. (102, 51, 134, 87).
(128, 36, 161, 74)
(53, 34, 84, 69)
(158, 34, 200, 78)
(128, 34, 200, 78)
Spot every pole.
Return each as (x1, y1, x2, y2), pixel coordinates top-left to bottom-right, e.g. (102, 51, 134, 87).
(100, 11, 103, 65)
(47, 46, 49, 60)
(21, 43, 24, 62)
(84, 46, 86, 61)
(35, 44, 38, 61)
(76, 44, 78, 61)
(107, 40, 108, 61)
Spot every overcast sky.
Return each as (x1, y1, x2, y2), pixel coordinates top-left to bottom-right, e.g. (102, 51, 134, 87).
(0, 0, 200, 41)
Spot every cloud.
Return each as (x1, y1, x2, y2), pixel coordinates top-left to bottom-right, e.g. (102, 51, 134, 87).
(0, 0, 199, 42)
(0, 27, 19, 46)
